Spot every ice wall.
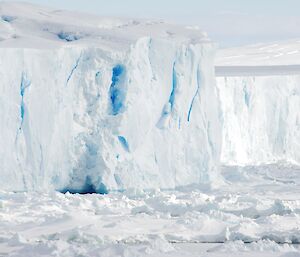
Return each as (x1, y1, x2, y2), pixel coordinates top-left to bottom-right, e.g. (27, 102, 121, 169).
(217, 76, 300, 165)
(0, 39, 221, 192)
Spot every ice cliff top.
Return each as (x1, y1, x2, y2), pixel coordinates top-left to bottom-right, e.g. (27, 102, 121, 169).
(216, 40, 300, 66)
(215, 40, 300, 76)
(0, 1, 209, 50)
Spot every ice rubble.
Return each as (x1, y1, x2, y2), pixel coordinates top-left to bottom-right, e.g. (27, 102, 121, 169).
(2, 164, 300, 256)
(0, 2, 221, 192)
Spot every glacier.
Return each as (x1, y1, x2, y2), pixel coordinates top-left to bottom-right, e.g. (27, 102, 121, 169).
(1, 2, 299, 194)
(0, 2, 221, 192)
(1, 3, 300, 257)
(217, 75, 300, 165)
(216, 42, 300, 166)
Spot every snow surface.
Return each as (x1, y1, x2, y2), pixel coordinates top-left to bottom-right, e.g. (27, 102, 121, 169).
(216, 40, 300, 66)
(215, 40, 300, 76)
(0, 2, 221, 192)
(0, 2, 209, 49)
(1, 165, 300, 256)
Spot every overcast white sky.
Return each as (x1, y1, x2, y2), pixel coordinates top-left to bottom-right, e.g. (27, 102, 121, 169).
(2, 0, 300, 46)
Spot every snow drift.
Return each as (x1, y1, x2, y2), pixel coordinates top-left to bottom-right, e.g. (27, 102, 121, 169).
(0, 2, 221, 192)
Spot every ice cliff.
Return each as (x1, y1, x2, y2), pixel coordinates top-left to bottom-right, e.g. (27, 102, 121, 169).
(216, 42, 300, 166)
(3, 3, 298, 194)
(0, 3, 221, 192)
(217, 75, 300, 166)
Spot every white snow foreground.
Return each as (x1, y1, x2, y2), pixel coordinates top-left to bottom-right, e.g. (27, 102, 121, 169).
(0, 2, 221, 192)
(1, 165, 300, 257)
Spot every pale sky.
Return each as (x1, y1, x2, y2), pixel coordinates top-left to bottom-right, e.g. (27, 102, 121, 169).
(2, 0, 300, 46)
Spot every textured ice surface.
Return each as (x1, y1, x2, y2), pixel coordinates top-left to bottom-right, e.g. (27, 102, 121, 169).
(1, 165, 300, 256)
(0, 2, 221, 192)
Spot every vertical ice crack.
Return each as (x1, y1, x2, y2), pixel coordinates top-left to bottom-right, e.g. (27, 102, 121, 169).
(168, 61, 177, 110)
(243, 81, 250, 108)
(187, 66, 201, 122)
(66, 53, 82, 86)
(109, 64, 126, 115)
(156, 61, 178, 128)
(39, 144, 44, 183)
(147, 38, 155, 80)
(118, 136, 130, 152)
(19, 72, 31, 130)
(15, 72, 31, 191)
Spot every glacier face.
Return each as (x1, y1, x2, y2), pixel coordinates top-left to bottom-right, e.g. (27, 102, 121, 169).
(217, 75, 300, 165)
(4, 3, 299, 194)
(0, 38, 221, 192)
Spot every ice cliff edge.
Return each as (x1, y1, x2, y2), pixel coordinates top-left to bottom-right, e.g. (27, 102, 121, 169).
(0, 2, 222, 192)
